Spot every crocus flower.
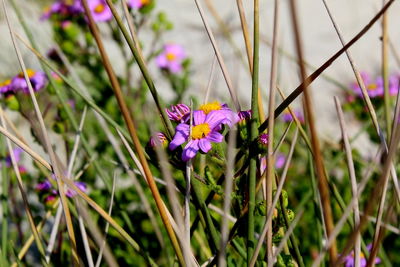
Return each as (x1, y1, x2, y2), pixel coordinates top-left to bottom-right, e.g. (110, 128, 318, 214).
(166, 104, 190, 122)
(87, 0, 112, 22)
(149, 132, 168, 148)
(169, 110, 227, 161)
(127, 0, 151, 9)
(198, 101, 239, 127)
(343, 244, 381, 267)
(351, 72, 384, 98)
(156, 44, 186, 73)
(11, 69, 47, 93)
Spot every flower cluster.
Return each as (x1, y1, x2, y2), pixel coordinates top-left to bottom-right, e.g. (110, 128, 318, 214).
(42, 0, 152, 22)
(42, 0, 112, 22)
(156, 44, 186, 74)
(343, 244, 381, 267)
(167, 102, 239, 161)
(350, 72, 399, 99)
(0, 69, 47, 96)
(36, 179, 88, 205)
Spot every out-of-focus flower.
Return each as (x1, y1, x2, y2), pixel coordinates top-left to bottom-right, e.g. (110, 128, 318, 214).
(258, 133, 269, 146)
(36, 180, 52, 192)
(66, 181, 87, 197)
(4, 148, 23, 167)
(260, 153, 287, 174)
(343, 244, 381, 267)
(351, 72, 384, 98)
(87, 0, 112, 22)
(0, 79, 13, 95)
(198, 101, 239, 127)
(11, 69, 47, 93)
(169, 110, 227, 161)
(166, 104, 190, 122)
(149, 132, 168, 148)
(389, 74, 399, 96)
(41, 0, 83, 20)
(156, 44, 186, 73)
(127, 0, 151, 9)
(282, 109, 304, 123)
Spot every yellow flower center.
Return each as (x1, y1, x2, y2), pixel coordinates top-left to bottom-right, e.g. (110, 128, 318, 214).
(166, 52, 176, 61)
(0, 79, 11, 86)
(368, 83, 378, 90)
(191, 123, 211, 139)
(199, 101, 221, 115)
(18, 69, 35, 78)
(94, 3, 105, 13)
(140, 0, 150, 5)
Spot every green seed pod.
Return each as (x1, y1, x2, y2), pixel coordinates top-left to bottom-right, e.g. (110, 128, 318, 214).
(272, 189, 288, 208)
(53, 122, 65, 134)
(5, 95, 19, 111)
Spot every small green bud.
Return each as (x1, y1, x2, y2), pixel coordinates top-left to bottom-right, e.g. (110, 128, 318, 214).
(5, 95, 19, 111)
(53, 122, 65, 134)
(286, 209, 295, 222)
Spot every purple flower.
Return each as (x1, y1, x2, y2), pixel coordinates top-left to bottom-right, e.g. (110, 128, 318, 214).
(258, 133, 269, 146)
(169, 110, 227, 161)
(149, 132, 168, 148)
(343, 244, 381, 267)
(166, 104, 190, 122)
(127, 0, 151, 9)
(351, 72, 384, 98)
(198, 102, 239, 127)
(0, 79, 13, 95)
(66, 181, 88, 197)
(36, 180, 52, 191)
(156, 44, 186, 73)
(282, 109, 304, 123)
(275, 153, 286, 169)
(87, 0, 112, 22)
(4, 148, 23, 167)
(40, 0, 83, 20)
(11, 69, 47, 93)
(238, 110, 252, 123)
(389, 74, 400, 96)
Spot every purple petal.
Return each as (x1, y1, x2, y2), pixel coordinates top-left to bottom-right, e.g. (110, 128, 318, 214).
(169, 124, 189, 150)
(207, 132, 223, 143)
(182, 140, 199, 161)
(199, 139, 212, 153)
(156, 54, 168, 68)
(193, 110, 206, 125)
(205, 110, 225, 129)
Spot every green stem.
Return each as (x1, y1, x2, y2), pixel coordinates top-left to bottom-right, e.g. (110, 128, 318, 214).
(248, 0, 260, 264)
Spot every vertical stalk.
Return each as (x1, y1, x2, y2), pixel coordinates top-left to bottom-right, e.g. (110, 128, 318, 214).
(0, 135, 8, 266)
(288, 0, 337, 263)
(382, 0, 391, 138)
(80, 1, 184, 265)
(248, 0, 259, 264)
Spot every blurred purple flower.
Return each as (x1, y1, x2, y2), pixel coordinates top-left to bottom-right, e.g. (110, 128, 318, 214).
(156, 44, 186, 73)
(149, 132, 168, 148)
(127, 0, 150, 9)
(0, 79, 13, 95)
(87, 0, 112, 22)
(11, 69, 47, 93)
(275, 153, 286, 169)
(343, 244, 381, 267)
(258, 133, 269, 146)
(41, 0, 83, 20)
(36, 180, 52, 192)
(282, 109, 304, 123)
(66, 181, 88, 197)
(389, 74, 400, 96)
(351, 72, 384, 98)
(169, 110, 227, 161)
(166, 104, 190, 122)
(4, 148, 23, 167)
